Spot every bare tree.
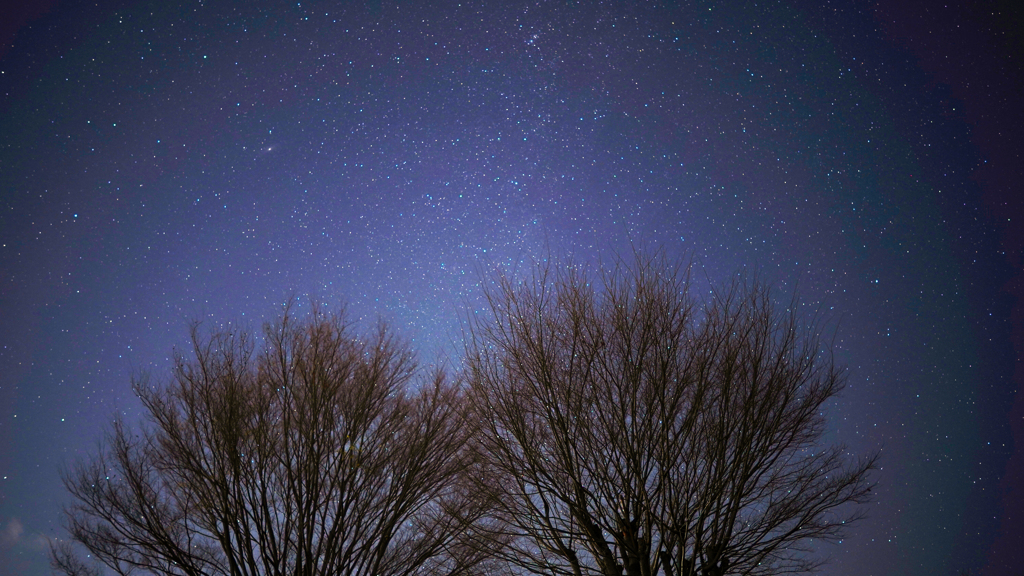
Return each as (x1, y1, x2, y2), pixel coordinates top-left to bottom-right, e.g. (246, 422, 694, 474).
(464, 253, 877, 576)
(54, 305, 492, 576)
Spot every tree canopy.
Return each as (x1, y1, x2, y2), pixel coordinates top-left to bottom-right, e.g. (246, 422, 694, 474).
(54, 255, 876, 576)
(53, 306, 490, 576)
(463, 254, 876, 576)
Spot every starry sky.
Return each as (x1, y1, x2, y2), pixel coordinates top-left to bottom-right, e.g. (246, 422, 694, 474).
(0, 0, 1021, 575)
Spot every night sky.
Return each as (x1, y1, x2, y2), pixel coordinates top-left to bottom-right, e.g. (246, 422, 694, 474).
(1, 0, 1021, 575)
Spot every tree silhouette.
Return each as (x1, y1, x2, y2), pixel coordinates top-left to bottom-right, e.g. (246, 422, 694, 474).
(53, 305, 492, 576)
(464, 252, 877, 576)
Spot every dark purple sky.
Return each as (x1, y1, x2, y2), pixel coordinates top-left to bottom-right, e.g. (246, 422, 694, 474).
(1, 1, 1021, 575)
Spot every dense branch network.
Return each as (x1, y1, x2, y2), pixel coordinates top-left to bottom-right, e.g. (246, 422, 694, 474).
(54, 305, 492, 576)
(463, 253, 876, 576)
(54, 254, 876, 576)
